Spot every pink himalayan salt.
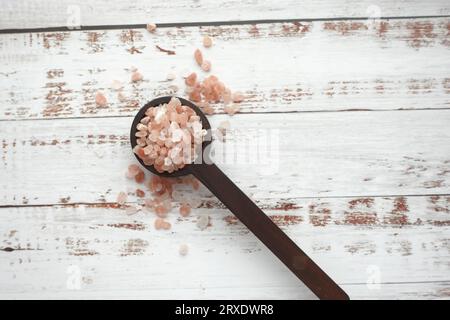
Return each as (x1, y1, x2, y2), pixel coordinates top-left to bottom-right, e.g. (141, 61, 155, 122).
(136, 189, 145, 197)
(179, 203, 191, 217)
(116, 191, 127, 205)
(198, 101, 214, 115)
(131, 71, 143, 82)
(95, 91, 107, 107)
(146, 23, 157, 33)
(224, 103, 240, 116)
(155, 218, 171, 230)
(179, 244, 189, 256)
(153, 198, 172, 217)
(133, 97, 207, 173)
(202, 35, 212, 48)
(194, 49, 203, 66)
(185, 72, 197, 86)
(135, 170, 145, 183)
(201, 60, 211, 72)
(196, 215, 210, 230)
(126, 164, 141, 179)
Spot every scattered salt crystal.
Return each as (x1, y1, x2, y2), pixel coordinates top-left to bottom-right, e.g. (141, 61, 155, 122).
(131, 71, 143, 82)
(154, 204, 169, 218)
(201, 60, 211, 72)
(202, 35, 212, 48)
(185, 72, 197, 86)
(179, 244, 189, 256)
(146, 23, 157, 33)
(154, 218, 171, 230)
(136, 189, 145, 197)
(111, 80, 123, 91)
(126, 164, 141, 179)
(135, 170, 145, 183)
(95, 91, 108, 107)
(196, 215, 210, 230)
(116, 191, 127, 205)
(194, 49, 203, 66)
(179, 203, 191, 217)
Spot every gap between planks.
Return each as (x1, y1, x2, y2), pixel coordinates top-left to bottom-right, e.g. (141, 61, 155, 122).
(2, 15, 450, 34)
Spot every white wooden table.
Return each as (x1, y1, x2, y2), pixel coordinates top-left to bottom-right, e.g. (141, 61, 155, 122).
(1, 1, 449, 300)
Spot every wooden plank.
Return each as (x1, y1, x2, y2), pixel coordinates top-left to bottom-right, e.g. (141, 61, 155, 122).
(1, 1, 449, 30)
(0, 18, 449, 120)
(0, 200, 448, 299)
(1, 110, 450, 205)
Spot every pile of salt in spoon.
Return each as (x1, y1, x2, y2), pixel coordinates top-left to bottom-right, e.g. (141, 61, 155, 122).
(132, 97, 207, 173)
(112, 33, 243, 242)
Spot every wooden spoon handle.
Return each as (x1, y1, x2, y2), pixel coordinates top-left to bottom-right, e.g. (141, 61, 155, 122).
(189, 163, 349, 300)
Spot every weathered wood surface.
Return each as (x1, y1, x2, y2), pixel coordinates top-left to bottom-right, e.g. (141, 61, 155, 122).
(0, 197, 449, 299)
(1, 111, 450, 205)
(0, 2, 449, 300)
(1, 0, 449, 30)
(0, 18, 449, 120)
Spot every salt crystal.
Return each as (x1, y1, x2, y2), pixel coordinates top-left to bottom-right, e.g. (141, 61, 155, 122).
(137, 123, 147, 131)
(185, 72, 197, 86)
(203, 35, 212, 48)
(196, 215, 210, 230)
(95, 91, 107, 107)
(116, 191, 127, 205)
(135, 170, 145, 183)
(194, 49, 203, 66)
(179, 203, 191, 217)
(131, 71, 143, 82)
(136, 189, 145, 197)
(201, 60, 211, 72)
(146, 23, 157, 33)
(179, 244, 189, 256)
(154, 204, 168, 218)
(126, 164, 140, 178)
(154, 218, 171, 230)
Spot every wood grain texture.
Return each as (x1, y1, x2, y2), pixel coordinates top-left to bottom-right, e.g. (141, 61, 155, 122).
(1, 0, 449, 30)
(0, 18, 449, 120)
(1, 2, 449, 300)
(0, 198, 448, 299)
(1, 111, 450, 206)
